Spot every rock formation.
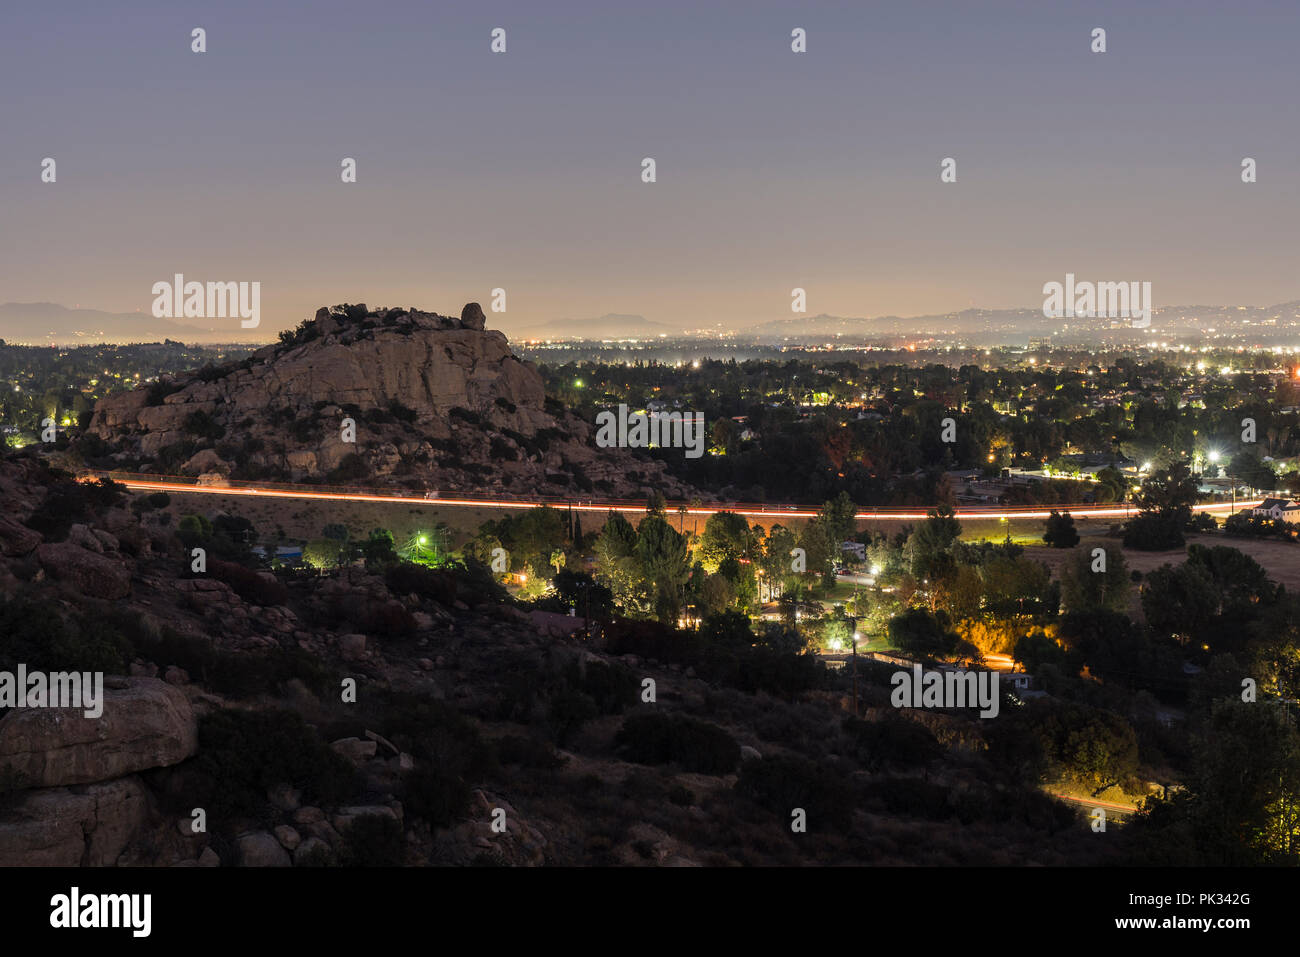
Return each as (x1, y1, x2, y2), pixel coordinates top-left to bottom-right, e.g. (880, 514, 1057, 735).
(87, 303, 696, 500)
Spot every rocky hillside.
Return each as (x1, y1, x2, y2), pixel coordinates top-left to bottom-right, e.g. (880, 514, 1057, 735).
(86, 302, 697, 500)
(0, 457, 1117, 867)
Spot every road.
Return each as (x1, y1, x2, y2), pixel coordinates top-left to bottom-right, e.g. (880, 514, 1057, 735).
(87, 471, 1262, 521)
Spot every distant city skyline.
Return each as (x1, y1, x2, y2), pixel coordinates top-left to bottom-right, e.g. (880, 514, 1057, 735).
(3, 0, 1298, 337)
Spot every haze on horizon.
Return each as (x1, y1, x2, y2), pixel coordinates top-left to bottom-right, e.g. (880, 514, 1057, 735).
(2, 0, 1298, 340)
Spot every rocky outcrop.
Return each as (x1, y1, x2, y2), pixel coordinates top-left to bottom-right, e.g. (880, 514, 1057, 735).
(0, 677, 198, 788)
(460, 302, 487, 331)
(35, 542, 131, 599)
(91, 304, 548, 448)
(86, 303, 699, 500)
(0, 776, 150, 866)
(431, 789, 548, 866)
(0, 517, 41, 556)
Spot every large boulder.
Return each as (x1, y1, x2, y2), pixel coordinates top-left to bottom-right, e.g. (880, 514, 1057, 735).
(35, 542, 131, 599)
(0, 518, 42, 557)
(460, 301, 487, 331)
(237, 831, 292, 867)
(0, 776, 150, 866)
(0, 677, 198, 788)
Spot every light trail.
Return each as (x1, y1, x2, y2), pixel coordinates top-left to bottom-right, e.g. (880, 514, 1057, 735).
(88, 472, 1262, 521)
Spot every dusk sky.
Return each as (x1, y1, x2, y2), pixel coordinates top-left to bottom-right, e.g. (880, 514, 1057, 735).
(2, 0, 1298, 337)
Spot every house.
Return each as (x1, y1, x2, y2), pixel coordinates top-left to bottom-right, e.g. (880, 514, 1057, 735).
(1251, 498, 1300, 523)
(841, 541, 867, 561)
(1006, 673, 1033, 691)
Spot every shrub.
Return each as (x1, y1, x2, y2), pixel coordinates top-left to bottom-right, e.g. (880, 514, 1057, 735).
(385, 562, 457, 604)
(490, 437, 518, 461)
(843, 715, 945, 772)
(208, 559, 289, 606)
(869, 777, 954, 820)
(547, 689, 598, 745)
(615, 712, 740, 774)
(182, 410, 226, 441)
(24, 477, 126, 541)
(388, 401, 418, 423)
(327, 452, 369, 483)
(735, 754, 852, 831)
(192, 709, 359, 819)
(336, 814, 406, 866)
(495, 735, 566, 769)
(0, 596, 132, 676)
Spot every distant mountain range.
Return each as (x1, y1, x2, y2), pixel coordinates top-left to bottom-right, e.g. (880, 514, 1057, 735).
(8, 299, 1300, 347)
(749, 302, 1300, 344)
(0, 303, 261, 345)
(507, 314, 673, 341)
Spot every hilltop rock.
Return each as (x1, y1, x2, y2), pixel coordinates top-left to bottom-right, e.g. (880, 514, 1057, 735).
(86, 302, 698, 500)
(460, 302, 487, 331)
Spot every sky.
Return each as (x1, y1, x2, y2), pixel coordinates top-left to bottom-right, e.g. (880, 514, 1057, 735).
(2, 0, 1298, 338)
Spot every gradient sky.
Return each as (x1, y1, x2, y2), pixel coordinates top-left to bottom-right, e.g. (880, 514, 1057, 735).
(2, 0, 1298, 338)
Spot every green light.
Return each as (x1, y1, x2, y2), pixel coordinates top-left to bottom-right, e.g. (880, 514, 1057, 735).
(418, 536, 428, 545)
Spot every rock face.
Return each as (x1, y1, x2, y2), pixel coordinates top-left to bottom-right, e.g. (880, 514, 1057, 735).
(0, 517, 41, 556)
(35, 542, 131, 599)
(0, 677, 198, 788)
(0, 776, 150, 866)
(86, 303, 698, 500)
(91, 303, 547, 453)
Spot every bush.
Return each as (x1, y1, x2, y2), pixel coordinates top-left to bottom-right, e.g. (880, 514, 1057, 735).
(547, 689, 598, 745)
(490, 437, 518, 461)
(24, 477, 126, 541)
(868, 776, 954, 820)
(495, 735, 566, 769)
(388, 401, 418, 423)
(385, 562, 458, 604)
(615, 712, 740, 774)
(192, 709, 359, 819)
(208, 559, 289, 606)
(843, 715, 945, 772)
(336, 814, 406, 866)
(0, 596, 132, 677)
(734, 754, 851, 831)
(182, 410, 226, 441)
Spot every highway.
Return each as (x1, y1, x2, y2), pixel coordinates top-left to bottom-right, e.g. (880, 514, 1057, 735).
(86, 470, 1263, 521)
